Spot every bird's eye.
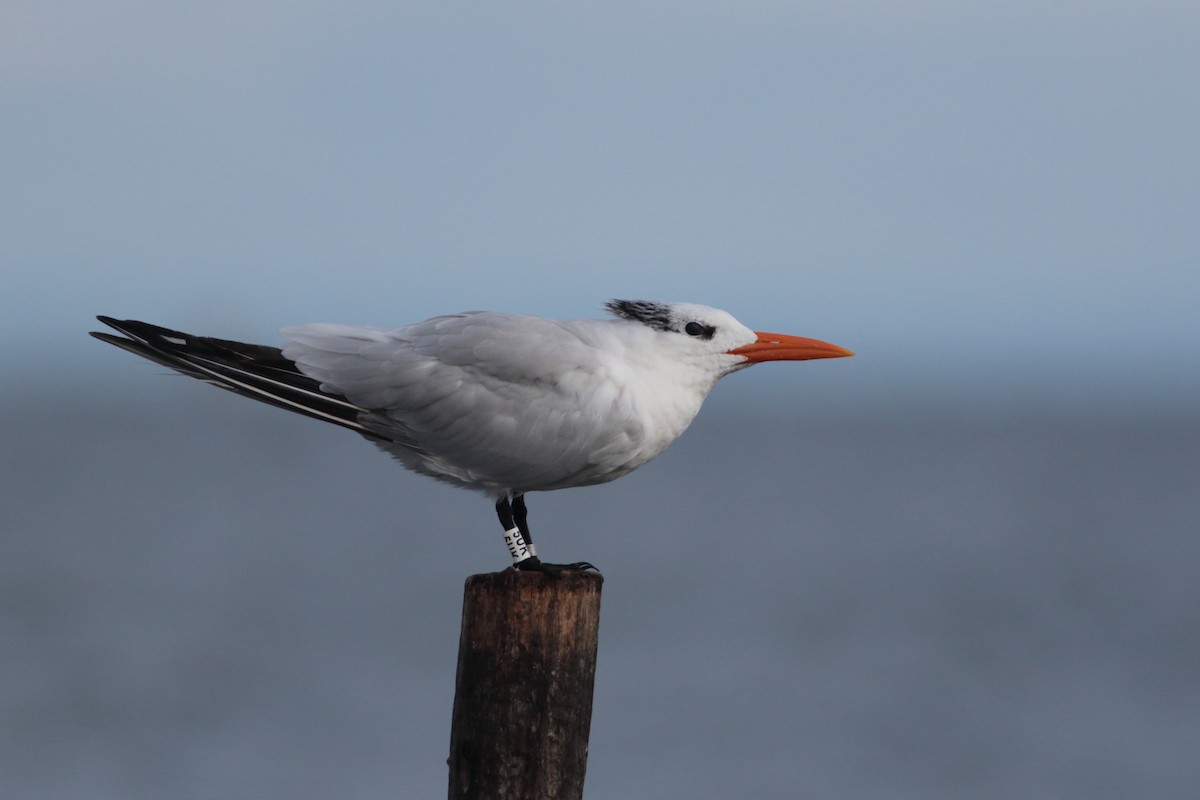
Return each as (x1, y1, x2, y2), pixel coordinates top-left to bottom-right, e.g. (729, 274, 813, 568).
(684, 321, 705, 336)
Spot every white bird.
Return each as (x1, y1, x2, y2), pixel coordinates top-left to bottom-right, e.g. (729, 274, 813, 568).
(91, 301, 853, 574)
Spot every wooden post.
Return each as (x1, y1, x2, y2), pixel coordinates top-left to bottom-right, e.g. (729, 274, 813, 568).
(447, 570, 603, 800)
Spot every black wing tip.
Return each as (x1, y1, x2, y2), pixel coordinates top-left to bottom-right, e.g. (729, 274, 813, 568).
(90, 315, 144, 346)
(88, 315, 380, 439)
(91, 316, 200, 348)
(91, 315, 122, 336)
(92, 316, 147, 340)
(89, 330, 123, 344)
(94, 314, 143, 331)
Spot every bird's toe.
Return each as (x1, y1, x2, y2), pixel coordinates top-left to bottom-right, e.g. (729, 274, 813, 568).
(513, 557, 598, 577)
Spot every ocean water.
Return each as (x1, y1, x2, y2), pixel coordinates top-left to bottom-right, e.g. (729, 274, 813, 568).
(4, 386, 1198, 799)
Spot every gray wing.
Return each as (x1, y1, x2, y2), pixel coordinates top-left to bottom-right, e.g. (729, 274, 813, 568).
(281, 313, 647, 491)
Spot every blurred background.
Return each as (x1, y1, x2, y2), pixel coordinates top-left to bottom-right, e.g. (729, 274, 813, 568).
(3, 2, 1198, 798)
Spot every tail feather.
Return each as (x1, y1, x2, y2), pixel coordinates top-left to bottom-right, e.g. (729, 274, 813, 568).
(90, 316, 383, 439)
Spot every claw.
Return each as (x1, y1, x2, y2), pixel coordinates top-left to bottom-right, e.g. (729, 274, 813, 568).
(514, 556, 598, 576)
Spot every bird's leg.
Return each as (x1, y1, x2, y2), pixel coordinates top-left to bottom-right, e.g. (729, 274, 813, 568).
(495, 494, 535, 566)
(502, 493, 597, 576)
(508, 494, 597, 575)
(511, 493, 537, 558)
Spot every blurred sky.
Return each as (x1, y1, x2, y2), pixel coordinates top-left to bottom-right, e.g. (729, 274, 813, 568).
(4, 6, 1199, 797)
(2, 1, 1197, 406)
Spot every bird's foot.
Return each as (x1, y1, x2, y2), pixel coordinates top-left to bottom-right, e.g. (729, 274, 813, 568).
(513, 556, 598, 577)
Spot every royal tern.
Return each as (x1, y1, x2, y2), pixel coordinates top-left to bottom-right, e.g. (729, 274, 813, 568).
(91, 301, 852, 574)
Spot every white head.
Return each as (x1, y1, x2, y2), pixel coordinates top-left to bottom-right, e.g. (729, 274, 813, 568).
(605, 299, 853, 378)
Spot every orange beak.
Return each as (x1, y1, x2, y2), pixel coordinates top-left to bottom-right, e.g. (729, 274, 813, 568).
(727, 332, 855, 363)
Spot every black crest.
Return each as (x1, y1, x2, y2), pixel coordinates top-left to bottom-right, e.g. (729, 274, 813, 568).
(605, 300, 675, 332)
